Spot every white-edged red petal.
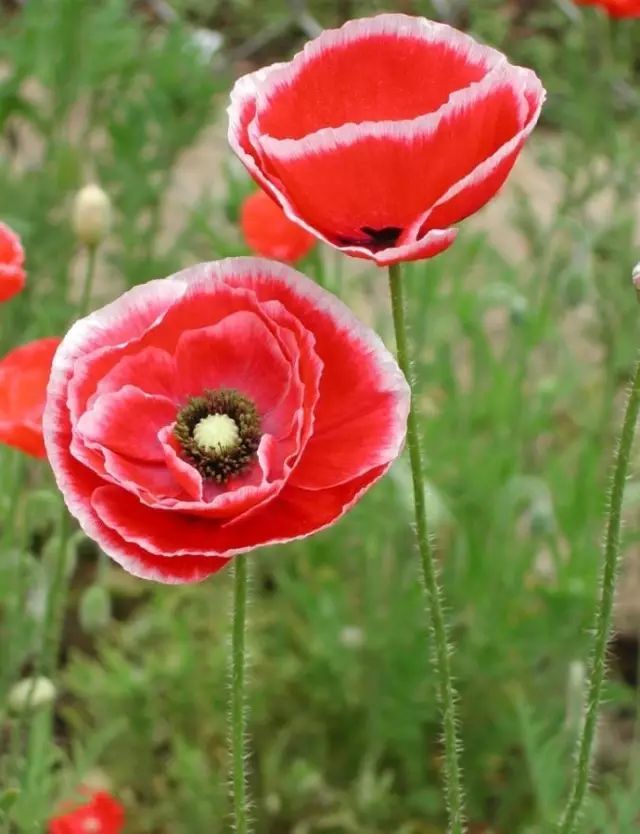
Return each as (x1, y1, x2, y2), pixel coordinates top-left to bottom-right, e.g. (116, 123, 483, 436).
(44, 258, 409, 583)
(227, 13, 546, 266)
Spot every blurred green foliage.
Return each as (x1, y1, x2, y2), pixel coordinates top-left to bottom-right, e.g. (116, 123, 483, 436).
(1, 0, 640, 832)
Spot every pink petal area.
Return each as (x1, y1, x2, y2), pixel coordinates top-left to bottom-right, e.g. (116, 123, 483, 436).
(169, 433, 283, 520)
(217, 259, 409, 489)
(160, 425, 204, 500)
(173, 311, 294, 427)
(101, 449, 186, 502)
(90, 461, 388, 560)
(253, 14, 501, 138)
(60, 278, 184, 380)
(154, 427, 288, 522)
(76, 385, 176, 463)
(91, 346, 177, 405)
(44, 377, 228, 583)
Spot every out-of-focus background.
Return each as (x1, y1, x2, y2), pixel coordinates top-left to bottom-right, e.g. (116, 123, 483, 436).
(1, 1, 639, 832)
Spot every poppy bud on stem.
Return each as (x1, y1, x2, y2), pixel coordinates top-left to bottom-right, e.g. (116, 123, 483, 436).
(557, 270, 640, 834)
(387, 263, 466, 834)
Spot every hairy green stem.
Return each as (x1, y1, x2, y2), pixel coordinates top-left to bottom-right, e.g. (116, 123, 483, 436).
(79, 245, 98, 316)
(38, 245, 99, 677)
(558, 355, 640, 834)
(231, 555, 250, 833)
(387, 263, 466, 834)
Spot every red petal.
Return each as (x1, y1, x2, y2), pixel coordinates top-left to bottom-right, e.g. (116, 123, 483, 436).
(159, 425, 204, 500)
(90, 462, 388, 559)
(254, 15, 497, 139)
(421, 84, 544, 233)
(91, 346, 177, 403)
(173, 311, 293, 426)
(0, 422, 45, 457)
(0, 264, 26, 302)
(0, 337, 59, 458)
(219, 259, 409, 489)
(0, 221, 24, 269)
(256, 77, 526, 251)
(241, 191, 315, 263)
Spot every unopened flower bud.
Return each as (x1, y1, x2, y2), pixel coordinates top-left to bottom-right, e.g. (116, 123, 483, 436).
(340, 625, 365, 649)
(8, 676, 56, 712)
(72, 184, 111, 247)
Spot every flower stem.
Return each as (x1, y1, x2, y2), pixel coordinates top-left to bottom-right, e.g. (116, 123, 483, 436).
(39, 508, 71, 677)
(558, 354, 640, 834)
(231, 555, 250, 833)
(36, 246, 99, 677)
(80, 244, 98, 317)
(387, 263, 466, 834)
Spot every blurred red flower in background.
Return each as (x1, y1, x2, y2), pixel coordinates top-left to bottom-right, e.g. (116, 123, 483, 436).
(0, 337, 60, 457)
(0, 221, 26, 302)
(44, 258, 409, 583)
(228, 14, 545, 266)
(241, 190, 315, 263)
(574, 0, 640, 17)
(49, 790, 124, 834)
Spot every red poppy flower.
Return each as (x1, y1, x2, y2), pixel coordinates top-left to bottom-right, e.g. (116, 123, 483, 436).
(0, 337, 60, 458)
(241, 190, 315, 263)
(49, 790, 124, 834)
(228, 14, 546, 266)
(573, 0, 640, 16)
(44, 258, 409, 584)
(0, 221, 26, 302)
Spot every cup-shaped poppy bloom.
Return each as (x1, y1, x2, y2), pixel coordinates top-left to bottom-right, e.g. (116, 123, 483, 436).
(241, 190, 315, 263)
(49, 790, 124, 834)
(228, 14, 546, 266)
(0, 337, 60, 457)
(573, 0, 640, 16)
(44, 258, 409, 584)
(0, 221, 26, 302)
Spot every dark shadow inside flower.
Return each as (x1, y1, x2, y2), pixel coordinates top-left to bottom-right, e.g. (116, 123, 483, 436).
(335, 225, 403, 252)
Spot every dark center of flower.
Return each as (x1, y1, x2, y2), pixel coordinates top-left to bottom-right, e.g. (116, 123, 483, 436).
(335, 226, 403, 251)
(174, 389, 261, 484)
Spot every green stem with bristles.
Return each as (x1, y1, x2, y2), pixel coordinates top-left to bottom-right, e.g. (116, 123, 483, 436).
(230, 555, 250, 833)
(387, 262, 466, 834)
(558, 354, 640, 834)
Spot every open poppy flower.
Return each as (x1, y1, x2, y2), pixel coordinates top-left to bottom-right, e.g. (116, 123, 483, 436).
(0, 337, 60, 457)
(0, 221, 26, 302)
(573, 0, 640, 16)
(49, 790, 124, 834)
(44, 258, 409, 584)
(241, 190, 315, 263)
(228, 14, 546, 266)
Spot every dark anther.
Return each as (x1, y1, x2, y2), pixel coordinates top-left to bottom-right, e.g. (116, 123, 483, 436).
(174, 388, 261, 484)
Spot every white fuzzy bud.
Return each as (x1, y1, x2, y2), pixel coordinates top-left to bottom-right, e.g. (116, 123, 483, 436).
(8, 676, 56, 712)
(72, 184, 111, 247)
(633, 262, 640, 292)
